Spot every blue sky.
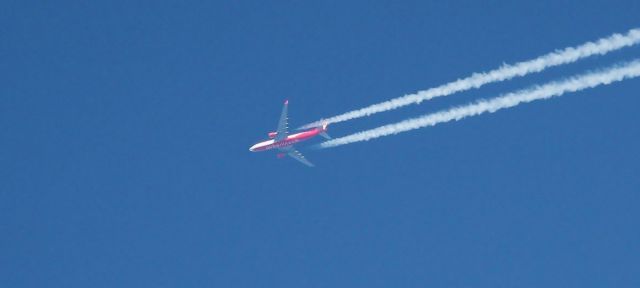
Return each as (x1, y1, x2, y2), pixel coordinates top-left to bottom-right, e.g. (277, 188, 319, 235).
(2, 1, 640, 287)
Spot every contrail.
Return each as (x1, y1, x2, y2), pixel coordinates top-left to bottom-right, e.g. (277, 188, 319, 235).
(318, 59, 640, 149)
(301, 28, 640, 129)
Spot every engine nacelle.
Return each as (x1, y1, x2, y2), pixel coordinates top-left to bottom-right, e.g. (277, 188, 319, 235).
(268, 131, 278, 139)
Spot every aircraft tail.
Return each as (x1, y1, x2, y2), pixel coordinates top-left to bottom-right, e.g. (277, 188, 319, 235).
(319, 121, 331, 139)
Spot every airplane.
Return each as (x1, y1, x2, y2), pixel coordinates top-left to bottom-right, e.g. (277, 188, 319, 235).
(249, 100, 330, 167)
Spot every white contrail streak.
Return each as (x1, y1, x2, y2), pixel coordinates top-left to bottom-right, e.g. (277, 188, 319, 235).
(302, 28, 640, 129)
(318, 60, 640, 148)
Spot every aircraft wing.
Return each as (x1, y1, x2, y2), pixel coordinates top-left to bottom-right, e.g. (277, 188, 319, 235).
(279, 146, 314, 167)
(275, 100, 289, 141)
(288, 149, 315, 167)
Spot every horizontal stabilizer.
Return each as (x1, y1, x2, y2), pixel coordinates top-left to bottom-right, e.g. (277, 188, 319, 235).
(319, 132, 331, 139)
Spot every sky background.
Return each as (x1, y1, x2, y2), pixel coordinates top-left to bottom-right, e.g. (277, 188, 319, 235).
(2, 1, 640, 287)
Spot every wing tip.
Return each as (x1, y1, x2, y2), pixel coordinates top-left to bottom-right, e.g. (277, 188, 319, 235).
(284, 99, 289, 105)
